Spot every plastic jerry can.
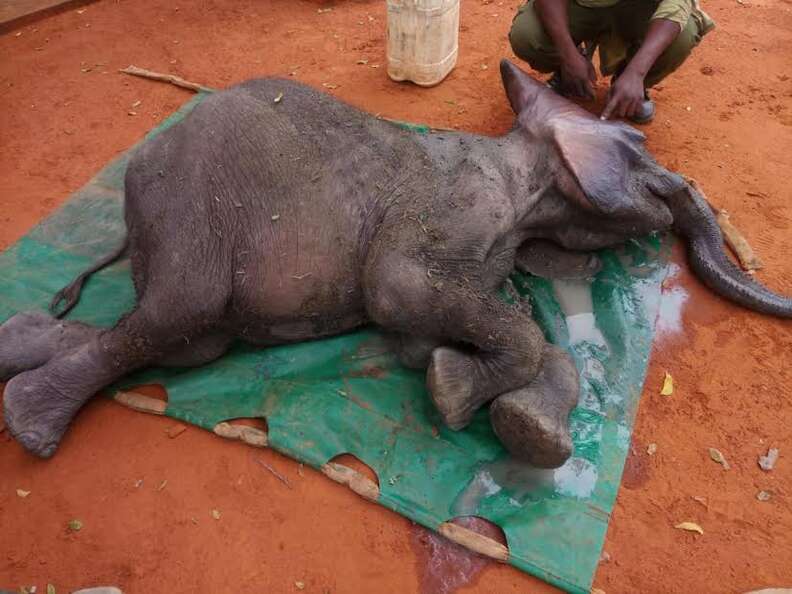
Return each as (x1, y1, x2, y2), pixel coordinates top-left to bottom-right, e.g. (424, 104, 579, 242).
(386, 0, 460, 87)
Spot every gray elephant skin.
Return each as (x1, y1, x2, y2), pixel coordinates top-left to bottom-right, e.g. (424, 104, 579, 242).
(2, 60, 790, 465)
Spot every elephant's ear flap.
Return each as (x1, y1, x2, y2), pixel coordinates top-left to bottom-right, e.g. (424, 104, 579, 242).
(552, 118, 645, 215)
(500, 59, 545, 114)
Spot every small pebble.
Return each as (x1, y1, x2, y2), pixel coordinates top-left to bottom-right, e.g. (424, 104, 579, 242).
(756, 490, 772, 502)
(647, 443, 657, 455)
(758, 448, 779, 471)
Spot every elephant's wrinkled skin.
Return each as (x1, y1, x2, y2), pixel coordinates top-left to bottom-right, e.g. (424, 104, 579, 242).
(3, 60, 790, 464)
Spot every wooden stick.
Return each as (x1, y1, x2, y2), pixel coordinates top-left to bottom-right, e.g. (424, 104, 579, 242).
(213, 421, 269, 447)
(437, 522, 509, 562)
(716, 209, 763, 271)
(321, 462, 380, 501)
(686, 177, 763, 271)
(114, 390, 167, 415)
(119, 65, 214, 93)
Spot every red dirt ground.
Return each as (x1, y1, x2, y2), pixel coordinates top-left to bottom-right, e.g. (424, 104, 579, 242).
(1, 1, 791, 592)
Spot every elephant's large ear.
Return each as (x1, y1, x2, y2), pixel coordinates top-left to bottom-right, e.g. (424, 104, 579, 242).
(500, 59, 653, 215)
(500, 58, 545, 114)
(552, 117, 647, 216)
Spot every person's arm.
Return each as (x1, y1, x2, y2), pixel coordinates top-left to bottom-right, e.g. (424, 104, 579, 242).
(535, 0, 596, 98)
(601, 18, 680, 119)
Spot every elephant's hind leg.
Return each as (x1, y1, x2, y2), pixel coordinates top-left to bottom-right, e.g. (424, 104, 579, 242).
(0, 311, 99, 381)
(0, 312, 229, 385)
(3, 287, 230, 458)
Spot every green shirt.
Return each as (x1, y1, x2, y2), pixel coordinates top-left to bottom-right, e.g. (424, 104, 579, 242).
(576, 0, 715, 33)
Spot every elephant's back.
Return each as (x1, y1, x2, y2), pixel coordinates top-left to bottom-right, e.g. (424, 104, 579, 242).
(122, 79, 428, 338)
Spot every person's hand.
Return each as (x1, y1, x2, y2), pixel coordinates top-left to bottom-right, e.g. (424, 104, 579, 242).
(559, 51, 596, 99)
(601, 70, 645, 120)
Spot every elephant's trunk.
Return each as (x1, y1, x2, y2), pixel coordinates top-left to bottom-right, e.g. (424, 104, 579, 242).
(664, 183, 792, 318)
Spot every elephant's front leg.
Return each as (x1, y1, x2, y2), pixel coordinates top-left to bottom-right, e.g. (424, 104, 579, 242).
(364, 255, 546, 428)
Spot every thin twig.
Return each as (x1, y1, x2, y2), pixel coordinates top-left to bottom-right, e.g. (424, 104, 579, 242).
(119, 65, 215, 93)
(255, 458, 292, 489)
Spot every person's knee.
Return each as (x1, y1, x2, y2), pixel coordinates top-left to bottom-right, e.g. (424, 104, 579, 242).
(509, 3, 559, 73)
(646, 19, 701, 86)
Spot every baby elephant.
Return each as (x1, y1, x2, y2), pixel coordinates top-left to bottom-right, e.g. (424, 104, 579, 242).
(2, 60, 790, 464)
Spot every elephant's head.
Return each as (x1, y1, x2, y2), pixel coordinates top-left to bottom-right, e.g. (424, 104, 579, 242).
(499, 59, 792, 318)
(500, 59, 685, 226)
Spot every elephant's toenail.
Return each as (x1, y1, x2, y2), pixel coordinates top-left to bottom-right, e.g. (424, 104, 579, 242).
(39, 443, 58, 458)
(17, 430, 43, 454)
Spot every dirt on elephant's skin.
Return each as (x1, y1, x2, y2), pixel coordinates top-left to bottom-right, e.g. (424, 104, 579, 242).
(1, 1, 791, 593)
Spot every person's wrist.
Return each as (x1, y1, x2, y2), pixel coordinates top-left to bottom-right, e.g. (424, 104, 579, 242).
(622, 60, 649, 81)
(558, 41, 582, 64)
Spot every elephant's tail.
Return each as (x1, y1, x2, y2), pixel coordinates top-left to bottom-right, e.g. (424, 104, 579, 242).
(665, 184, 792, 318)
(50, 236, 129, 319)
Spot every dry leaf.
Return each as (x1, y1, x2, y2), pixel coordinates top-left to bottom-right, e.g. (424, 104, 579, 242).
(708, 447, 730, 470)
(16, 489, 31, 498)
(157, 479, 168, 491)
(271, 214, 280, 221)
(317, 7, 332, 13)
(46, 585, 55, 594)
(674, 521, 703, 535)
(591, 589, 606, 594)
(295, 582, 306, 590)
(758, 448, 779, 471)
(660, 372, 673, 396)
(131, 100, 141, 108)
(647, 443, 657, 455)
(356, 59, 369, 65)
(273, 92, 283, 104)
(211, 509, 221, 520)
(67, 519, 83, 532)
(322, 83, 339, 90)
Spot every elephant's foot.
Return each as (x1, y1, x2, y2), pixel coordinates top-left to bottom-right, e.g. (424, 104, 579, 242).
(490, 345, 579, 468)
(427, 347, 493, 430)
(3, 361, 92, 458)
(0, 311, 97, 381)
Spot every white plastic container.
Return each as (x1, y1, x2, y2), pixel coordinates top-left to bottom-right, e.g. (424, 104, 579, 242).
(386, 0, 460, 87)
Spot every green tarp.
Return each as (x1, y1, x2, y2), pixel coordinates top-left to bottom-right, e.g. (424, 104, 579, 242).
(0, 93, 669, 593)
